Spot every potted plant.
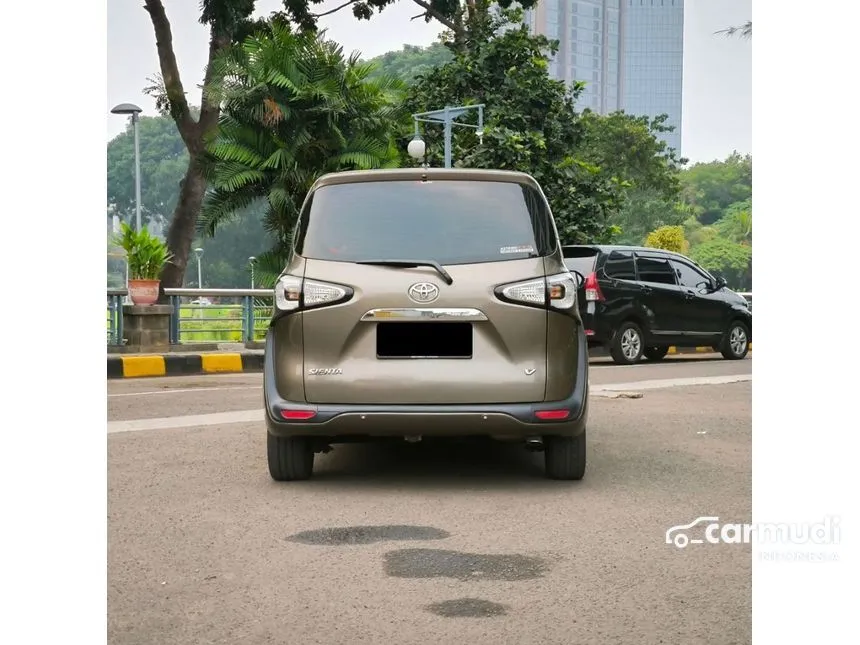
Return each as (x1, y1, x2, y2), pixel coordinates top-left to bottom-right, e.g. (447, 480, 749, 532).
(113, 222, 173, 306)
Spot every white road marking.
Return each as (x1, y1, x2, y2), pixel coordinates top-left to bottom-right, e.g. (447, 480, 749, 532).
(108, 409, 264, 434)
(108, 374, 750, 434)
(591, 374, 751, 393)
(108, 386, 259, 398)
(589, 358, 732, 369)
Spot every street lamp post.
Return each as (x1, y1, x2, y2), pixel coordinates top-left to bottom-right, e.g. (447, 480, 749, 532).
(194, 247, 204, 289)
(110, 103, 144, 231)
(248, 256, 256, 289)
(409, 104, 485, 168)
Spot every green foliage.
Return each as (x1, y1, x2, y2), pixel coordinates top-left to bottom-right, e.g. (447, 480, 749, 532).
(403, 9, 622, 243)
(680, 152, 752, 225)
(106, 116, 275, 287)
(195, 205, 272, 287)
(683, 216, 718, 247)
(200, 19, 408, 285)
(610, 188, 687, 245)
(578, 111, 684, 196)
(676, 154, 753, 289)
(644, 225, 688, 254)
(113, 223, 173, 280)
(714, 199, 752, 244)
(689, 237, 752, 291)
(284, 1, 539, 37)
(106, 115, 190, 224)
(366, 43, 453, 83)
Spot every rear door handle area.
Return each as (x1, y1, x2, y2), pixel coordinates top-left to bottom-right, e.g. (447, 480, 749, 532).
(640, 286, 653, 294)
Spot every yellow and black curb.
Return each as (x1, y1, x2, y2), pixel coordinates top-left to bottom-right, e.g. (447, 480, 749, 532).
(107, 352, 264, 379)
(667, 344, 752, 355)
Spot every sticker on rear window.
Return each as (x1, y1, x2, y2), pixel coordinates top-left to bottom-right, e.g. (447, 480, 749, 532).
(500, 245, 535, 255)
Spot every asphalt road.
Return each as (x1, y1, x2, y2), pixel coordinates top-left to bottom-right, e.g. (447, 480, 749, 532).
(108, 353, 752, 645)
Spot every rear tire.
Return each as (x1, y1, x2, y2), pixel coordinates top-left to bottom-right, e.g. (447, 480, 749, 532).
(267, 433, 314, 481)
(544, 432, 586, 480)
(719, 321, 750, 360)
(609, 321, 644, 365)
(644, 346, 669, 361)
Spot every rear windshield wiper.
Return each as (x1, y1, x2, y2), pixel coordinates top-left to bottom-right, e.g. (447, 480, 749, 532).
(356, 259, 454, 285)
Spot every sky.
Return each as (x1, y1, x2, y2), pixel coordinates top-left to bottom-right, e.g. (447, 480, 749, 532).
(106, 0, 751, 164)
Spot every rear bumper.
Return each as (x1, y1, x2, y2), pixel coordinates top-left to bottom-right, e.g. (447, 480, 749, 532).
(263, 330, 589, 439)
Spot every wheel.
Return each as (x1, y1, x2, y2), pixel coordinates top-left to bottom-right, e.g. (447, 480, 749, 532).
(267, 433, 314, 481)
(609, 321, 644, 365)
(719, 320, 750, 360)
(544, 432, 586, 480)
(643, 346, 669, 361)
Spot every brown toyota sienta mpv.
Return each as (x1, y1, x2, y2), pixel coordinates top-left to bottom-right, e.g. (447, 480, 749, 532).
(264, 168, 589, 481)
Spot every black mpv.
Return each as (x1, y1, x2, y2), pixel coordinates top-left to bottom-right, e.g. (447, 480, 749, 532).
(562, 245, 751, 365)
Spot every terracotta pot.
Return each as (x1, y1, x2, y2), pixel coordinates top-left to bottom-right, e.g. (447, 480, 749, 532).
(128, 279, 160, 306)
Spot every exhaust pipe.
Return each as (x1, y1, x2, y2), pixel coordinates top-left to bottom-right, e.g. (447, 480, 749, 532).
(525, 436, 544, 451)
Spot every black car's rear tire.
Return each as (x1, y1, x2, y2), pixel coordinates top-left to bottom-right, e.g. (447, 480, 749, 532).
(644, 346, 670, 361)
(719, 320, 750, 360)
(267, 433, 314, 481)
(609, 321, 644, 365)
(544, 432, 586, 480)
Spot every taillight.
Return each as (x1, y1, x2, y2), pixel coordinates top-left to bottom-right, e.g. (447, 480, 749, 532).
(498, 278, 546, 306)
(280, 409, 317, 420)
(495, 273, 578, 312)
(274, 275, 353, 314)
(546, 273, 577, 310)
(584, 272, 604, 302)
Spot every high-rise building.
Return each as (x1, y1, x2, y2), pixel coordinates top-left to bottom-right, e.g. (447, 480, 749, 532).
(524, 0, 684, 153)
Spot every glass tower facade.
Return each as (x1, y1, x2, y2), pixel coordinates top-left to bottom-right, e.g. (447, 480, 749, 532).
(524, 0, 684, 154)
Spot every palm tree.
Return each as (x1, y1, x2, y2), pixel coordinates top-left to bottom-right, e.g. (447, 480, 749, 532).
(200, 20, 408, 284)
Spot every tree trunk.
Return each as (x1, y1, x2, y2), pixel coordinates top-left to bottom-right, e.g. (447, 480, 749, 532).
(160, 154, 208, 288)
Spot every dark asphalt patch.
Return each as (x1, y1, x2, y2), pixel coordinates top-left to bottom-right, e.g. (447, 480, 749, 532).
(286, 525, 450, 545)
(384, 548, 549, 581)
(425, 598, 509, 618)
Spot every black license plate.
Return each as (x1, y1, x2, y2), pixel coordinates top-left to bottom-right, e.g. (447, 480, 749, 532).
(376, 322, 473, 359)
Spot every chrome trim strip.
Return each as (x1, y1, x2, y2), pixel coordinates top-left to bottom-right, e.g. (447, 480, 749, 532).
(360, 308, 488, 322)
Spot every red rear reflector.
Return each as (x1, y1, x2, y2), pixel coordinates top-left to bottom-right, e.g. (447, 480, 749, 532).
(535, 410, 570, 420)
(585, 329, 595, 336)
(280, 409, 316, 420)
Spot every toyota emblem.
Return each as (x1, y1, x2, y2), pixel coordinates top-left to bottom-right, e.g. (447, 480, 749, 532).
(407, 282, 440, 303)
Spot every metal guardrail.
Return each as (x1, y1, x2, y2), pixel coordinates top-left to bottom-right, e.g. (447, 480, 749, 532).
(107, 288, 274, 346)
(106, 288, 752, 346)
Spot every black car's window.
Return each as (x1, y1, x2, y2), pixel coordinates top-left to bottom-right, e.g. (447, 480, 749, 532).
(635, 255, 677, 285)
(563, 247, 599, 276)
(672, 260, 711, 290)
(603, 250, 636, 280)
(295, 180, 556, 265)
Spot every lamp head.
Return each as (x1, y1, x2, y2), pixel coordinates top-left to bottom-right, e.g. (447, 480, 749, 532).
(111, 103, 143, 116)
(407, 136, 426, 160)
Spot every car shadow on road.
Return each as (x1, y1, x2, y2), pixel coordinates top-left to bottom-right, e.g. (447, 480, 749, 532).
(297, 438, 576, 490)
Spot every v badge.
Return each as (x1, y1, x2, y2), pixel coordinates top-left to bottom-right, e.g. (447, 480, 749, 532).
(524, 368, 536, 375)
